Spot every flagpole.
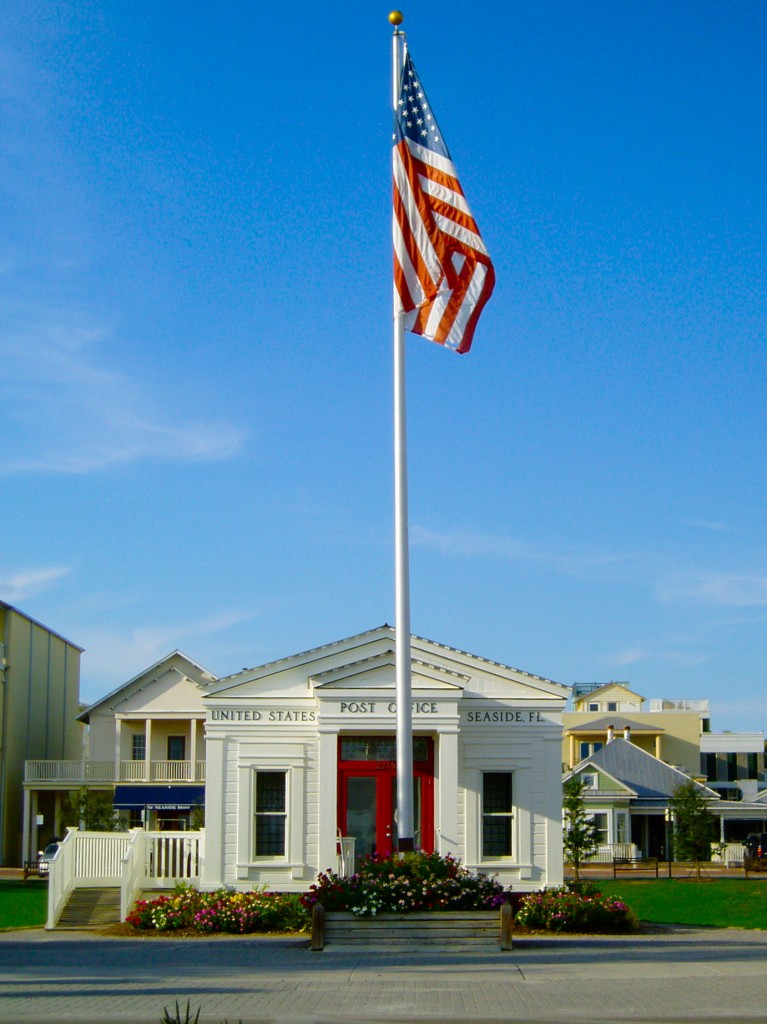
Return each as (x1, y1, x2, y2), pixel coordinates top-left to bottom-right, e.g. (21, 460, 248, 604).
(390, 10, 414, 853)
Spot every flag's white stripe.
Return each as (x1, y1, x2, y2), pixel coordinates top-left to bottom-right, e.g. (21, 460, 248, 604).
(392, 213, 429, 308)
(393, 149, 443, 285)
(419, 176, 472, 216)
(433, 211, 489, 256)
(405, 139, 458, 179)
(444, 262, 489, 348)
(423, 287, 452, 341)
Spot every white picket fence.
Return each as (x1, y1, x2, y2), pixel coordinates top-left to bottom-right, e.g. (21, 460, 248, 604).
(47, 827, 204, 929)
(712, 842, 746, 867)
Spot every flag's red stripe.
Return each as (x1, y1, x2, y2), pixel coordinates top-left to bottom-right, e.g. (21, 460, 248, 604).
(393, 175, 437, 310)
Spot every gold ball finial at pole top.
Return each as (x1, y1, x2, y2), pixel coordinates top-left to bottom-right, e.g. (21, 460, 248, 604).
(388, 11, 404, 26)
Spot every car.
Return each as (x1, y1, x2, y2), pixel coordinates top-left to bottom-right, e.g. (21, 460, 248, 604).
(37, 840, 60, 867)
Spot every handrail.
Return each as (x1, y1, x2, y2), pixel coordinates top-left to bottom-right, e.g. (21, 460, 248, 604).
(46, 828, 77, 929)
(120, 829, 146, 922)
(49, 828, 204, 928)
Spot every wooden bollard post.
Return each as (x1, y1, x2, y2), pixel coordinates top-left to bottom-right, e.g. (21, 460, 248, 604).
(310, 902, 325, 951)
(499, 901, 513, 950)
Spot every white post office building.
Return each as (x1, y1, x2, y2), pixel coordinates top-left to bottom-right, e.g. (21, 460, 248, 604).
(26, 626, 569, 903)
(202, 626, 568, 892)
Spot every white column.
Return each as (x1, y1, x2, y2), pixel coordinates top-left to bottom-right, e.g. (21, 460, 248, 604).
(30, 790, 39, 855)
(202, 734, 225, 887)
(22, 788, 31, 863)
(145, 718, 153, 781)
(114, 718, 123, 780)
(190, 719, 197, 776)
(318, 729, 339, 872)
(437, 731, 459, 855)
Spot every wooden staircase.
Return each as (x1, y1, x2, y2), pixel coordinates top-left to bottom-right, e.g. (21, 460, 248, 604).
(54, 887, 122, 929)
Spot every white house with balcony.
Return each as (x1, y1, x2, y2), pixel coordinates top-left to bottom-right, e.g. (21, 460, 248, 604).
(22, 651, 215, 862)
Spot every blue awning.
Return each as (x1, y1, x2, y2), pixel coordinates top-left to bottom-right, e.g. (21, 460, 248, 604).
(113, 785, 205, 810)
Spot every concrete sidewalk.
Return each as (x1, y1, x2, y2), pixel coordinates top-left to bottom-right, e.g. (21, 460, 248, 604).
(1, 926, 767, 1024)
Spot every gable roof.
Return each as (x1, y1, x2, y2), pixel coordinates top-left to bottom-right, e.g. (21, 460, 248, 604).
(78, 650, 217, 722)
(573, 681, 644, 704)
(566, 715, 665, 734)
(566, 738, 719, 802)
(210, 624, 570, 698)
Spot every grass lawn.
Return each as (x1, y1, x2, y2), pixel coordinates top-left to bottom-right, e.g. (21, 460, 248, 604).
(0, 880, 48, 930)
(598, 878, 767, 930)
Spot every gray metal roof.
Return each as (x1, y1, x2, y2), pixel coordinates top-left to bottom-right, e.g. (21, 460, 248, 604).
(566, 715, 664, 734)
(572, 738, 717, 801)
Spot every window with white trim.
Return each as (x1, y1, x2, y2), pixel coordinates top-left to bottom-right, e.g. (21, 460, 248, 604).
(253, 771, 287, 857)
(131, 734, 146, 761)
(481, 772, 513, 858)
(589, 812, 609, 845)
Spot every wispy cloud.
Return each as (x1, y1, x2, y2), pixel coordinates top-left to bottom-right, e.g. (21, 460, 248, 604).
(607, 645, 649, 667)
(655, 573, 767, 608)
(684, 519, 730, 534)
(79, 609, 256, 697)
(410, 525, 634, 582)
(0, 314, 245, 473)
(413, 524, 767, 614)
(0, 566, 71, 603)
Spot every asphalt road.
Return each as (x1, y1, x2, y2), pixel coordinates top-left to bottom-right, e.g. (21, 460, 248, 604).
(1, 925, 767, 1023)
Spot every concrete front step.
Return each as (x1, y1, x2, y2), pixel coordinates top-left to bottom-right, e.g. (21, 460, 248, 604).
(55, 887, 122, 929)
(317, 909, 512, 951)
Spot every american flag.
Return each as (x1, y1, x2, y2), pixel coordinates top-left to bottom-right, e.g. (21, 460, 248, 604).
(393, 51, 495, 354)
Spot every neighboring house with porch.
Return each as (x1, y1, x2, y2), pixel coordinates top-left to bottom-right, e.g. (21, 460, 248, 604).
(23, 651, 215, 863)
(565, 736, 767, 862)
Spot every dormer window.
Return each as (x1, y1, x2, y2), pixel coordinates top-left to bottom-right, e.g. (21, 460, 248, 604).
(588, 702, 599, 712)
(607, 701, 618, 712)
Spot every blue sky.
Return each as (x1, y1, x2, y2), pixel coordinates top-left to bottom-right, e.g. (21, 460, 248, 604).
(2, 1, 767, 732)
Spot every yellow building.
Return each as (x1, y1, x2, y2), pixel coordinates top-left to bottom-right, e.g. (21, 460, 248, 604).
(0, 602, 82, 866)
(562, 682, 710, 776)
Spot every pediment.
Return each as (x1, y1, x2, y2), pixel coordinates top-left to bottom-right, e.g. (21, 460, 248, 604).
(115, 668, 208, 714)
(80, 650, 216, 721)
(311, 651, 466, 691)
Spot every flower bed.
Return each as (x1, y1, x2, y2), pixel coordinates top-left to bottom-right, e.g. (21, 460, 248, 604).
(126, 885, 308, 934)
(514, 885, 638, 933)
(300, 852, 511, 917)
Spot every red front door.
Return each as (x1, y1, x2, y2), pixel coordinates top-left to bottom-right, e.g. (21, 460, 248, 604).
(338, 736, 434, 867)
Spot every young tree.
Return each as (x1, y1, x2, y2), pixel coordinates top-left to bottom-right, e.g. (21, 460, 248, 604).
(669, 779, 717, 879)
(62, 788, 121, 832)
(563, 777, 599, 880)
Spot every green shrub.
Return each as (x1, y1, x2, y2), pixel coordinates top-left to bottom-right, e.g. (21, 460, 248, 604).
(514, 886, 638, 933)
(301, 851, 511, 916)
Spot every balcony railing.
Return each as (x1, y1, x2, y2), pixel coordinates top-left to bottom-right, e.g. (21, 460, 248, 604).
(25, 760, 206, 784)
(649, 699, 710, 713)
